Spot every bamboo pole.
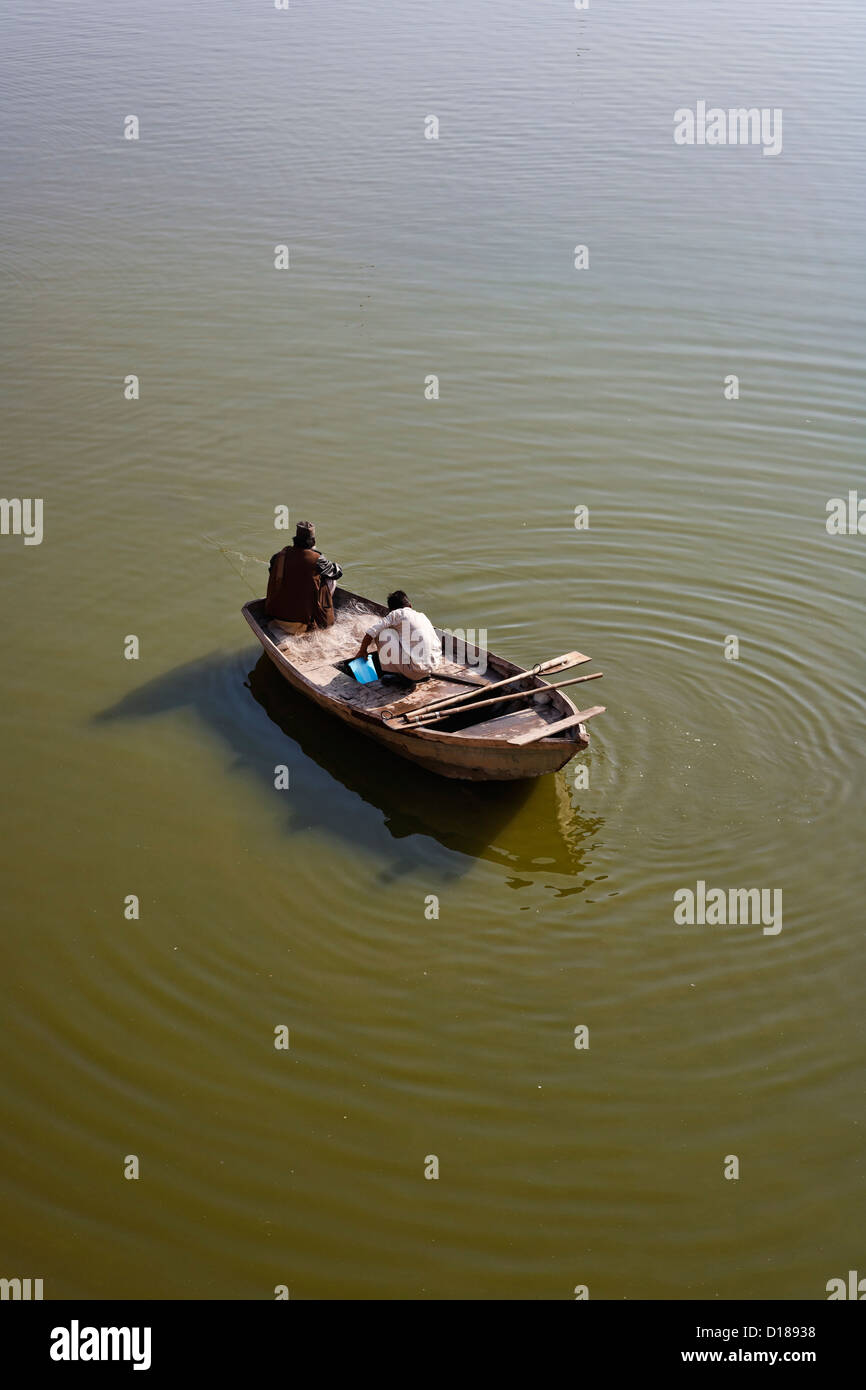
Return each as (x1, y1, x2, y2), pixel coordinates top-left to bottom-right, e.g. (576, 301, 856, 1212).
(403, 670, 603, 728)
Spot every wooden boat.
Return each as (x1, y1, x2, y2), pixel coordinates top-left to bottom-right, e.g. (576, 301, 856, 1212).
(242, 589, 601, 781)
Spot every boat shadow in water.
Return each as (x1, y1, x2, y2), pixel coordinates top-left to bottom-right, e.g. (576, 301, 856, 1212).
(95, 650, 604, 890)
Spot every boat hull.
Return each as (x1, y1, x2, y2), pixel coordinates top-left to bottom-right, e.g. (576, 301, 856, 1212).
(243, 597, 589, 782)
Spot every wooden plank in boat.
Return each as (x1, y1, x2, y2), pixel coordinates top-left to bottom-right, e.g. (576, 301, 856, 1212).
(460, 708, 549, 741)
(507, 706, 605, 746)
(382, 676, 491, 722)
(287, 656, 490, 717)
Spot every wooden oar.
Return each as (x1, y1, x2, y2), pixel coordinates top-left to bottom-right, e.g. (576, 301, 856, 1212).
(405, 670, 603, 728)
(394, 649, 590, 724)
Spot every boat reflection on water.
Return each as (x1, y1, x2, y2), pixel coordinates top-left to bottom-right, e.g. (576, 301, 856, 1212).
(246, 655, 604, 886)
(94, 649, 603, 889)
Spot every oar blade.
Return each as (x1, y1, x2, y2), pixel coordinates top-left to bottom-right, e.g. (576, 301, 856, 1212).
(537, 650, 591, 674)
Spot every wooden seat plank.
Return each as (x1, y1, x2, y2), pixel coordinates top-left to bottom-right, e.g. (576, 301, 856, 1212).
(507, 706, 605, 746)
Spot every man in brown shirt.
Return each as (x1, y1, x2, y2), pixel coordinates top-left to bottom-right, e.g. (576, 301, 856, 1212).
(265, 521, 343, 634)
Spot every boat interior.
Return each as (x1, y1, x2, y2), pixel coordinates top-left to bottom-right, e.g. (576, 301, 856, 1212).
(248, 591, 569, 741)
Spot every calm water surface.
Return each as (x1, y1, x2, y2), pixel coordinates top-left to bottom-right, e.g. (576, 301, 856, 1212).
(1, 0, 864, 1298)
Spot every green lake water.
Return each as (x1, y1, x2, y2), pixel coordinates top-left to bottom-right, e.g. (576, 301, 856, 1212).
(1, 0, 864, 1298)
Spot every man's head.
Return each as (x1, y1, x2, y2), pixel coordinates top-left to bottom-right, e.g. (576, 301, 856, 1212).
(293, 520, 316, 549)
(387, 589, 410, 612)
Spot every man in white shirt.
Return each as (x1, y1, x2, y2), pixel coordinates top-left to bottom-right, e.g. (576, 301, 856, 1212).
(352, 589, 443, 683)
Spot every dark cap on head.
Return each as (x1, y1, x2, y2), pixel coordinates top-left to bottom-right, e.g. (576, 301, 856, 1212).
(294, 520, 316, 547)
